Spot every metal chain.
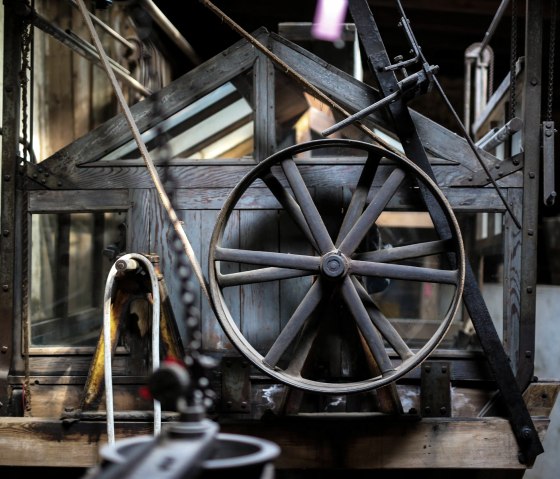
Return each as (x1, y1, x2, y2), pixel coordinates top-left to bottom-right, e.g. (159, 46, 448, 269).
(150, 82, 217, 412)
(19, 0, 33, 416)
(547, 0, 557, 121)
(509, 0, 518, 120)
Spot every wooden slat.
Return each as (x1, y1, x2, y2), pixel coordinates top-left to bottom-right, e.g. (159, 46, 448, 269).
(29, 190, 130, 212)
(0, 416, 549, 469)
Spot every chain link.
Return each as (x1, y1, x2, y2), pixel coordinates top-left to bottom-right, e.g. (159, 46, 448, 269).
(19, 0, 33, 416)
(547, 0, 557, 121)
(509, 0, 518, 120)
(150, 81, 216, 412)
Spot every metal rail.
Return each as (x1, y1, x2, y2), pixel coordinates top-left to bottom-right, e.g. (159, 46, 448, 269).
(478, 0, 512, 57)
(141, 0, 201, 65)
(103, 254, 161, 444)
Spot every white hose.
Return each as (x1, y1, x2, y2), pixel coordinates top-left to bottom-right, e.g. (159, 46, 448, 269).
(103, 253, 161, 444)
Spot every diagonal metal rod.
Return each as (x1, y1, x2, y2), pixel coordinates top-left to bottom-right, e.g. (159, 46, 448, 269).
(75, 0, 210, 301)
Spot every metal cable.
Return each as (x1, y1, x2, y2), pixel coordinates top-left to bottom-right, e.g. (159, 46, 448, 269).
(75, 0, 212, 303)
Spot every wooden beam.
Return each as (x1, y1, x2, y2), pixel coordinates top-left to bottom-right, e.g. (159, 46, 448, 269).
(0, 416, 550, 469)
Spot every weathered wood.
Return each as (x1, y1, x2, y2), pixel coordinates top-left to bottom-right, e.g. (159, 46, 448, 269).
(0, 415, 545, 469)
(253, 52, 276, 161)
(40, 29, 262, 175)
(29, 190, 130, 212)
(0, 1, 24, 416)
(503, 189, 523, 370)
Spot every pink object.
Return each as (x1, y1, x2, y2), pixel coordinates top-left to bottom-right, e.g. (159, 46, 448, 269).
(311, 0, 348, 42)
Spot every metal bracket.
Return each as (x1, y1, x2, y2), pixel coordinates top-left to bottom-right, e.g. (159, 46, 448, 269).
(420, 361, 451, 417)
(457, 152, 524, 186)
(22, 161, 69, 189)
(221, 356, 251, 413)
(542, 121, 556, 206)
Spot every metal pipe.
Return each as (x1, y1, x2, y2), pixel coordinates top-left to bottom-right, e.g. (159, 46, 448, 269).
(477, 117, 523, 151)
(31, 11, 151, 96)
(478, 0, 511, 57)
(141, 0, 201, 65)
(67, 29, 131, 76)
(68, 0, 135, 51)
(104, 253, 161, 444)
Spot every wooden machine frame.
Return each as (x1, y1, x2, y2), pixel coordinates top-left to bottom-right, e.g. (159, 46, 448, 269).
(0, 0, 558, 474)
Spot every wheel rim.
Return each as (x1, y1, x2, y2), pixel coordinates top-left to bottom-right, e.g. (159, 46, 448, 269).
(209, 139, 465, 393)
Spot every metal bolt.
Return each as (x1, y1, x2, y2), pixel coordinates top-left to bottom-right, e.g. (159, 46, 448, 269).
(521, 426, 532, 440)
(1, 346, 8, 353)
(527, 229, 534, 236)
(241, 401, 247, 409)
(424, 406, 432, 414)
(57, 181, 63, 187)
(5, 86, 12, 93)
(527, 286, 533, 294)
(440, 406, 447, 415)
(4, 174, 11, 181)
(424, 365, 431, 373)
(441, 365, 447, 373)
(468, 176, 473, 182)
(2, 230, 9, 237)
(226, 401, 232, 408)
(530, 77, 538, 86)
(529, 172, 535, 178)
(2, 285, 8, 292)
(525, 350, 532, 358)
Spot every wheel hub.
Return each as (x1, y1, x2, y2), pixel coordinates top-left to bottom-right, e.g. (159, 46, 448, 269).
(321, 251, 348, 279)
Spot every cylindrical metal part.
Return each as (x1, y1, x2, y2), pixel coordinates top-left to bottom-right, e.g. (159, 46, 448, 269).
(478, 117, 523, 151)
(115, 257, 139, 271)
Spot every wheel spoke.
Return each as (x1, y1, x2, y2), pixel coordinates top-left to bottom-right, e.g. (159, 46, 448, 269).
(338, 167, 406, 256)
(215, 246, 321, 271)
(354, 239, 452, 263)
(340, 277, 395, 375)
(262, 172, 319, 252)
(351, 277, 413, 360)
(350, 259, 459, 284)
(218, 267, 313, 287)
(263, 279, 324, 368)
(335, 152, 381, 246)
(284, 311, 322, 377)
(281, 158, 335, 253)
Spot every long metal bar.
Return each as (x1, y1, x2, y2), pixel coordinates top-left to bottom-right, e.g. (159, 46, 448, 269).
(478, 0, 511, 57)
(141, 0, 201, 65)
(348, 0, 543, 465)
(68, 0, 135, 51)
(517, 0, 544, 390)
(30, 11, 151, 96)
(477, 117, 523, 151)
(0, 0, 24, 416)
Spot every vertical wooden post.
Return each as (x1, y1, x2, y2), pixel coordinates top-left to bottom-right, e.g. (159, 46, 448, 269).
(253, 52, 276, 162)
(0, 0, 24, 414)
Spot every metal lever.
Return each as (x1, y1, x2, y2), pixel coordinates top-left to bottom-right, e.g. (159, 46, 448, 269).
(543, 121, 557, 206)
(322, 65, 439, 137)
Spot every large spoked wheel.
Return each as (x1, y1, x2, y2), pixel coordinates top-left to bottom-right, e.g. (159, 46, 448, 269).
(209, 139, 465, 394)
